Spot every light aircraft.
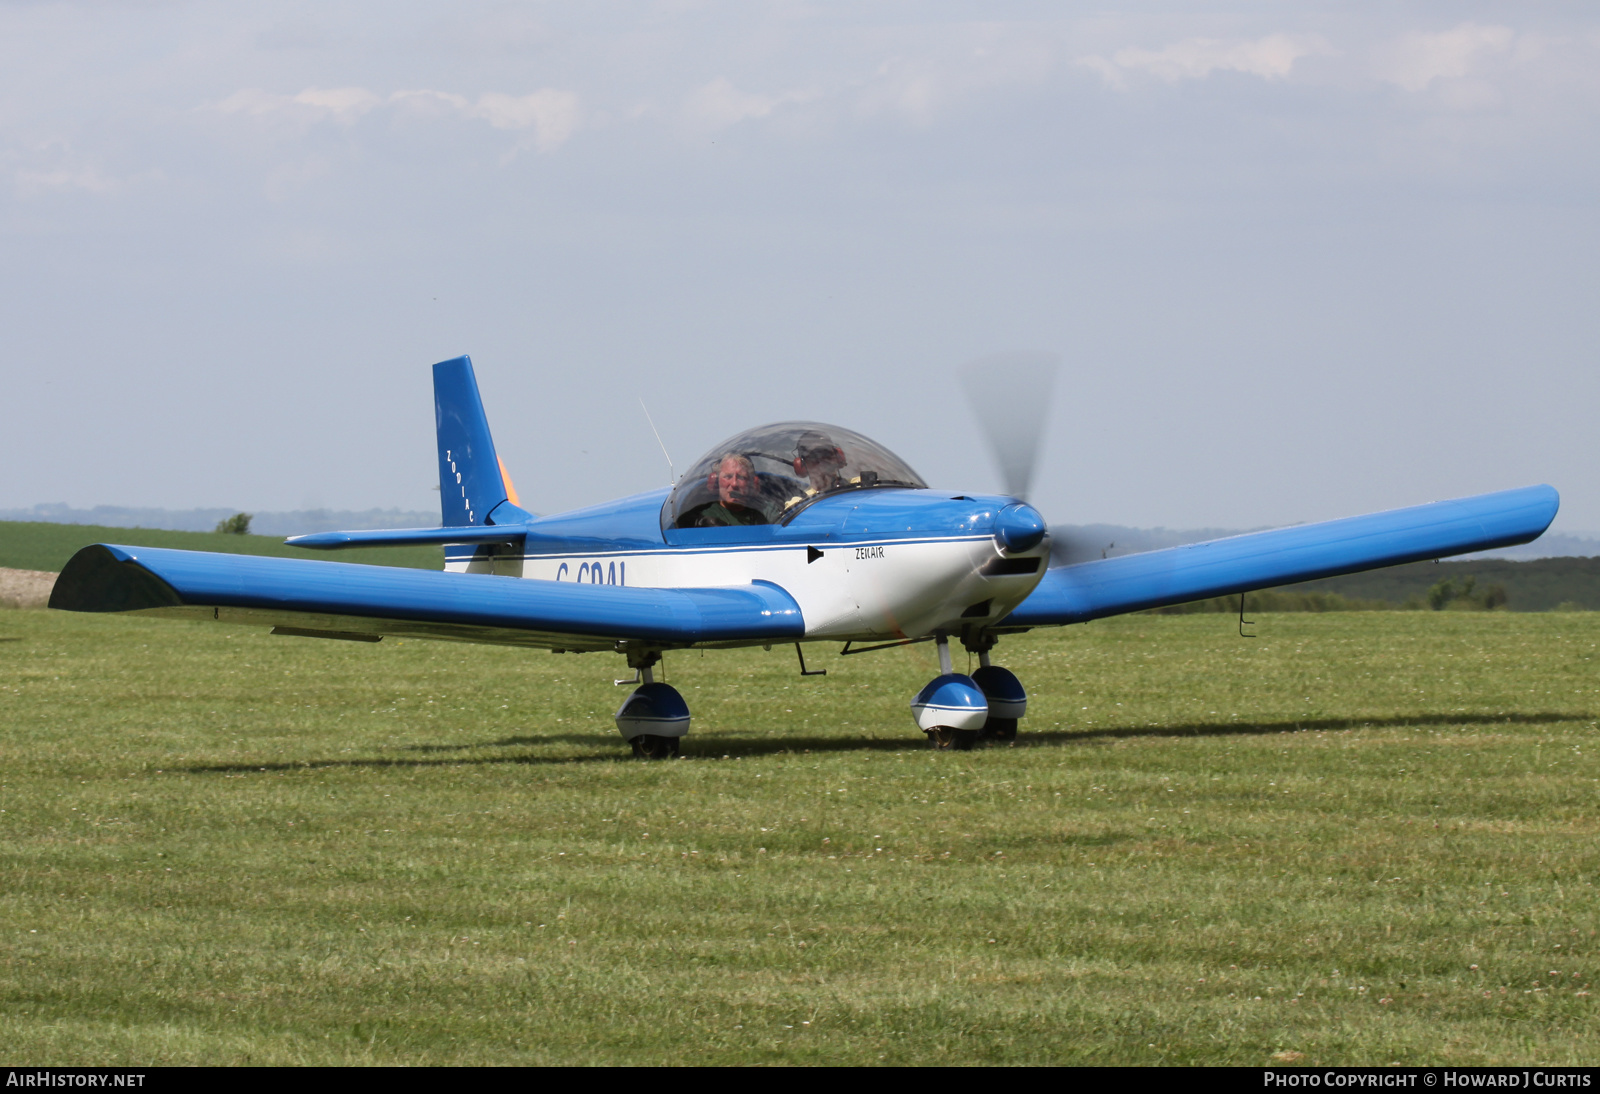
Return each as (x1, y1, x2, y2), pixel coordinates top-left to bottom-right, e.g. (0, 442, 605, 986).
(51, 355, 1559, 756)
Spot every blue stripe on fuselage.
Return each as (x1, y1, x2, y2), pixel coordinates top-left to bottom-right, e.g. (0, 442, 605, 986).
(451, 488, 1022, 564)
(444, 535, 996, 567)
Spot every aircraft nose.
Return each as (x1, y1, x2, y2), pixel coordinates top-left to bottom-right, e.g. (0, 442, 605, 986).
(994, 503, 1046, 553)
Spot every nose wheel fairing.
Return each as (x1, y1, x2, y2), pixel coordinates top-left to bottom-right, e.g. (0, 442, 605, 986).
(614, 681, 690, 740)
(614, 651, 690, 759)
(907, 632, 1030, 749)
(910, 673, 990, 731)
(970, 664, 1026, 720)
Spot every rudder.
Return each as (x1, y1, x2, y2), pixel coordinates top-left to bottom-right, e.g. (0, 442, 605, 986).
(433, 356, 521, 528)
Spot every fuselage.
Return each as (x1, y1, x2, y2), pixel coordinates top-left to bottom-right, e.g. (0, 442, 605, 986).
(445, 487, 1050, 644)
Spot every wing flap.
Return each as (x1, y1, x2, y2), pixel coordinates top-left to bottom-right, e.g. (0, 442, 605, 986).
(1005, 484, 1559, 626)
(50, 545, 804, 649)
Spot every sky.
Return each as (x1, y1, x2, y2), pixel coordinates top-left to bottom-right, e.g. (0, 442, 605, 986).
(2, 1, 1596, 535)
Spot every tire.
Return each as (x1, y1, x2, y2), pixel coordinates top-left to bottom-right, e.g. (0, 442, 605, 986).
(631, 734, 681, 759)
(928, 726, 978, 751)
(983, 717, 1018, 742)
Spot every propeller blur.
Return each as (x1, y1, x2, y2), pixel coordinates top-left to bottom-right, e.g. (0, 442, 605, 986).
(959, 350, 1058, 502)
(51, 355, 1560, 756)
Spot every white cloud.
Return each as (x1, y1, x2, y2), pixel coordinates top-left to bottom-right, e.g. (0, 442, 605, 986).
(291, 87, 384, 122)
(13, 166, 120, 196)
(853, 35, 1057, 126)
(11, 151, 162, 199)
(213, 88, 289, 116)
(685, 78, 780, 128)
(469, 90, 581, 149)
(1372, 23, 1515, 93)
(680, 77, 820, 131)
(216, 86, 582, 150)
(262, 156, 332, 203)
(1082, 34, 1332, 89)
(856, 59, 944, 125)
(216, 86, 382, 124)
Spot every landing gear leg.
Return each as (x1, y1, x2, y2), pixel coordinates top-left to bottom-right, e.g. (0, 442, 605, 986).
(910, 633, 987, 750)
(614, 650, 689, 759)
(963, 634, 1028, 743)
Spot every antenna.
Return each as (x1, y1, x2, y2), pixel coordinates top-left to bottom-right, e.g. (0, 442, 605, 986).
(639, 398, 675, 484)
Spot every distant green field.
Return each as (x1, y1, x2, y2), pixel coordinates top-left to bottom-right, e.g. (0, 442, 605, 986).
(1293, 557, 1600, 612)
(1, 610, 1594, 1064)
(1164, 558, 1600, 614)
(0, 520, 442, 573)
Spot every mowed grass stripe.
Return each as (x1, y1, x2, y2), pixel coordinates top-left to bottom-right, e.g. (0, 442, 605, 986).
(0, 610, 1595, 1064)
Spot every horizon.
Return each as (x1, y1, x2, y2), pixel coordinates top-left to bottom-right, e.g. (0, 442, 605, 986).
(3, 500, 1590, 563)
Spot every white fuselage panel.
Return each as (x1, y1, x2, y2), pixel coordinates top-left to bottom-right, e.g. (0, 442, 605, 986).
(449, 536, 1045, 642)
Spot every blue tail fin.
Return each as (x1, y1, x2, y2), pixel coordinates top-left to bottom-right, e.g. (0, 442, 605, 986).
(433, 356, 528, 528)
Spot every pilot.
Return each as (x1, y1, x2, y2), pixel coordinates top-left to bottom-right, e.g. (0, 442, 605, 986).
(694, 453, 770, 527)
(784, 431, 850, 509)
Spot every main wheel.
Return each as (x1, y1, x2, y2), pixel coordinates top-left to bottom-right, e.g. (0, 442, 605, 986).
(982, 717, 1018, 742)
(631, 734, 681, 759)
(927, 726, 979, 751)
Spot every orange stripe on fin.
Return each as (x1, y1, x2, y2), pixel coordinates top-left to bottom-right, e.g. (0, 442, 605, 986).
(498, 456, 521, 507)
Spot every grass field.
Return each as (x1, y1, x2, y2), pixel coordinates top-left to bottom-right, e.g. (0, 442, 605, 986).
(0, 520, 442, 574)
(1, 609, 1596, 1065)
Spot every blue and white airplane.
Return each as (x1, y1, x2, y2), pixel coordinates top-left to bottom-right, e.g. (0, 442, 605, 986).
(51, 356, 1560, 756)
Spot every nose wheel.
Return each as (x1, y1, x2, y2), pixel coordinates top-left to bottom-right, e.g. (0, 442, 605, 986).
(630, 734, 681, 759)
(614, 655, 689, 759)
(908, 635, 1029, 749)
(927, 725, 981, 751)
(981, 717, 1018, 742)
(910, 634, 990, 749)
(971, 661, 1025, 743)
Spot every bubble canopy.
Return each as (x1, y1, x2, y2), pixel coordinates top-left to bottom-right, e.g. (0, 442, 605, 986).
(662, 421, 928, 531)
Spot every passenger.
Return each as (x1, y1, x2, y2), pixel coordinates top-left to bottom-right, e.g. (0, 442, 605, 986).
(694, 453, 770, 527)
(785, 432, 849, 509)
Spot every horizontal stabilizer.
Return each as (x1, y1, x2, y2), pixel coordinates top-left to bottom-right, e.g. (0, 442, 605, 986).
(1004, 484, 1559, 627)
(287, 525, 532, 550)
(50, 544, 804, 650)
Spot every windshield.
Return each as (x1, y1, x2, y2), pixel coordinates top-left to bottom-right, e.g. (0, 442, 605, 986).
(662, 421, 927, 530)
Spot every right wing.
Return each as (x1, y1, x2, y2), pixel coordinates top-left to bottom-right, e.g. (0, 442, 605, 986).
(1003, 484, 1559, 627)
(49, 544, 803, 651)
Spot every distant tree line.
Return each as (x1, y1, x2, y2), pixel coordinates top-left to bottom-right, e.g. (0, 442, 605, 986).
(1134, 555, 1600, 613)
(1148, 590, 1390, 615)
(1151, 575, 1515, 614)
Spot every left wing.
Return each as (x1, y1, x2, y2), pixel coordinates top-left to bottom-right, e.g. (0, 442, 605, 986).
(49, 544, 803, 651)
(1004, 484, 1558, 627)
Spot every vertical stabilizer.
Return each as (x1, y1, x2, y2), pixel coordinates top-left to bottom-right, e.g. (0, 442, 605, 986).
(433, 356, 509, 528)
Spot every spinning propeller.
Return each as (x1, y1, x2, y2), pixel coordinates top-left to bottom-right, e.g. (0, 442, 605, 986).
(958, 351, 1059, 503)
(957, 351, 1058, 563)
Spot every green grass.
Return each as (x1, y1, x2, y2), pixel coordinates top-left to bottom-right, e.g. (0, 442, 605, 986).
(0, 520, 442, 573)
(1, 610, 1596, 1064)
